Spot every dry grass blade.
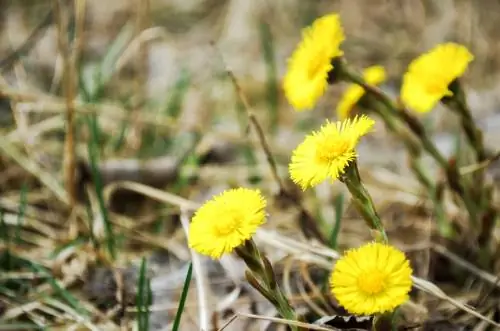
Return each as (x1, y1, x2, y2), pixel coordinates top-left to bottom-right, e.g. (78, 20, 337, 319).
(103, 180, 199, 210)
(53, 0, 79, 235)
(432, 244, 500, 287)
(0, 86, 176, 128)
(0, 138, 69, 204)
(233, 312, 340, 331)
(179, 208, 211, 331)
(411, 277, 500, 328)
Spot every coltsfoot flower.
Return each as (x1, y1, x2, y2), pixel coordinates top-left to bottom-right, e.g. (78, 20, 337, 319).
(330, 242, 413, 315)
(336, 65, 386, 119)
(289, 115, 375, 190)
(283, 14, 345, 111)
(188, 188, 266, 259)
(401, 43, 474, 113)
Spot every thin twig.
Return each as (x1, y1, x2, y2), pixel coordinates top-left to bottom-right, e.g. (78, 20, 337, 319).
(54, 0, 78, 233)
(0, 86, 177, 128)
(180, 208, 212, 331)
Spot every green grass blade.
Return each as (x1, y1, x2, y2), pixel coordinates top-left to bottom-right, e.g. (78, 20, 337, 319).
(0, 209, 7, 242)
(139, 70, 191, 157)
(235, 100, 261, 184)
(111, 118, 129, 152)
(50, 237, 86, 259)
(15, 183, 28, 244)
(137, 257, 151, 331)
(79, 23, 133, 102)
(0, 209, 11, 270)
(171, 263, 193, 331)
(259, 21, 279, 133)
(329, 193, 344, 249)
(165, 69, 190, 119)
(173, 153, 199, 194)
(86, 115, 116, 259)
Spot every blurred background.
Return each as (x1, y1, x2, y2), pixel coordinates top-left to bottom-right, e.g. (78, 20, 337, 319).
(2, 0, 500, 167)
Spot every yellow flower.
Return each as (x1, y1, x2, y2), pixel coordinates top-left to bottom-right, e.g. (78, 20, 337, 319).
(283, 14, 345, 111)
(330, 242, 413, 315)
(188, 188, 266, 259)
(401, 43, 474, 113)
(336, 66, 386, 119)
(289, 115, 374, 190)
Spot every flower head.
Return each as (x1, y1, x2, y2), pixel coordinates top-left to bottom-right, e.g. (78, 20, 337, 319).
(336, 66, 386, 119)
(330, 242, 413, 315)
(401, 43, 474, 113)
(283, 14, 345, 111)
(289, 115, 374, 190)
(188, 188, 266, 259)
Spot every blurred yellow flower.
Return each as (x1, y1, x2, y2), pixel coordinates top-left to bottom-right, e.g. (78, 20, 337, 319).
(188, 188, 266, 259)
(336, 66, 386, 119)
(289, 115, 374, 190)
(330, 242, 413, 315)
(401, 43, 474, 113)
(283, 14, 345, 111)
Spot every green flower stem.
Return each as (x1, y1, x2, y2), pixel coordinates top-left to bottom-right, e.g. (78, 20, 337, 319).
(364, 99, 451, 236)
(398, 110, 479, 224)
(477, 184, 497, 248)
(446, 80, 487, 162)
(338, 60, 478, 225)
(364, 98, 430, 184)
(373, 312, 396, 331)
(341, 161, 388, 243)
(445, 81, 499, 251)
(235, 239, 298, 329)
(447, 81, 499, 252)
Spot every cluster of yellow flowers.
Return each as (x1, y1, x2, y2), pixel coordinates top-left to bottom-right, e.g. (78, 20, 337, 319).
(187, 11, 474, 321)
(188, 187, 412, 316)
(283, 14, 473, 116)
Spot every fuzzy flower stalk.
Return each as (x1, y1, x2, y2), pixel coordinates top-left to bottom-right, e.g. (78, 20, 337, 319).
(289, 115, 388, 242)
(445, 79, 486, 162)
(336, 57, 480, 226)
(335, 66, 451, 236)
(188, 188, 298, 327)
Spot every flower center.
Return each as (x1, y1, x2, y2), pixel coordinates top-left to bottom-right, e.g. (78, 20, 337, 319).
(213, 212, 240, 236)
(357, 270, 387, 295)
(315, 138, 349, 163)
